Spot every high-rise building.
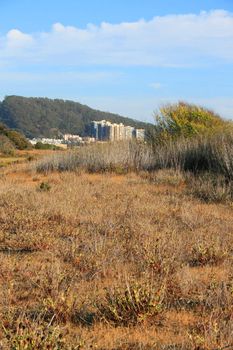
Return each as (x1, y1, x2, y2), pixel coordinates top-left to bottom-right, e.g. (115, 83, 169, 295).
(124, 126, 135, 140)
(90, 121, 99, 139)
(113, 123, 120, 141)
(135, 129, 145, 140)
(119, 123, 125, 140)
(90, 120, 145, 142)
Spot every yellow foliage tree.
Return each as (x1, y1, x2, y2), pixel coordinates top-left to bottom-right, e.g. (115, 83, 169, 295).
(154, 102, 232, 140)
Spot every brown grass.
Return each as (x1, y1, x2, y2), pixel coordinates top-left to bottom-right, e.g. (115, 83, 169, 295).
(0, 149, 58, 170)
(0, 163, 233, 349)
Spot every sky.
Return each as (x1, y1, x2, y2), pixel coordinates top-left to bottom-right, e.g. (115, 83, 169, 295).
(0, 0, 233, 123)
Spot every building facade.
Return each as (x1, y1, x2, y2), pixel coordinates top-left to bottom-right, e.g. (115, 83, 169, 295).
(90, 120, 145, 142)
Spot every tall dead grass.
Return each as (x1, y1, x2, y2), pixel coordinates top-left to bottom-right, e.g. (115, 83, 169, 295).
(36, 133, 233, 177)
(36, 141, 154, 174)
(151, 133, 233, 179)
(35, 133, 233, 203)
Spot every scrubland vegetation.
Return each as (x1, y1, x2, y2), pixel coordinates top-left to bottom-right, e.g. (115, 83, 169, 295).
(1, 103, 233, 349)
(36, 132, 233, 203)
(0, 123, 31, 159)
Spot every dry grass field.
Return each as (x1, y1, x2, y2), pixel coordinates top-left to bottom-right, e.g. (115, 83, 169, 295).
(0, 157, 233, 349)
(0, 149, 58, 169)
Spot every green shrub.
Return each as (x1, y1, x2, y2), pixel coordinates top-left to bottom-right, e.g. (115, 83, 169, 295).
(0, 134, 15, 156)
(35, 142, 60, 150)
(0, 122, 31, 151)
(5, 130, 31, 150)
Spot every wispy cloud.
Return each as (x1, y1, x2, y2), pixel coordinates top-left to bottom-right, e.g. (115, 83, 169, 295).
(0, 71, 121, 83)
(150, 82, 162, 89)
(1, 10, 233, 68)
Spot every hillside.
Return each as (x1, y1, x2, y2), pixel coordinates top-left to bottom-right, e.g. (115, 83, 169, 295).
(0, 96, 151, 139)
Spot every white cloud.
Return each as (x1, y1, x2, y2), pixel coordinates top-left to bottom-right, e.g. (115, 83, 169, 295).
(1, 10, 233, 67)
(6, 29, 33, 48)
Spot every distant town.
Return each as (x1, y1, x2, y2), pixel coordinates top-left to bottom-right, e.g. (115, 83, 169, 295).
(29, 120, 145, 148)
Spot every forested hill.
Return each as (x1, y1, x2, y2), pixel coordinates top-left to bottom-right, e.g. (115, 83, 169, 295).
(0, 96, 151, 138)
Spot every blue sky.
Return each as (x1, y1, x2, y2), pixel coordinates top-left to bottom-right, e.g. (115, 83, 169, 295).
(0, 0, 233, 122)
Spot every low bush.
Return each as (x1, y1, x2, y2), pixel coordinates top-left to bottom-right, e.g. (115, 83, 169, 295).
(0, 134, 15, 156)
(97, 282, 163, 326)
(0, 122, 31, 154)
(38, 182, 51, 192)
(5, 130, 31, 150)
(187, 243, 227, 267)
(35, 142, 61, 150)
(1, 314, 66, 350)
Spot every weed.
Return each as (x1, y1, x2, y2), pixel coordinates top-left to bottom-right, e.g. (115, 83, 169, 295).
(38, 181, 51, 192)
(2, 315, 66, 350)
(97, 282, 163, 326)
(187, 243, 226, 267)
